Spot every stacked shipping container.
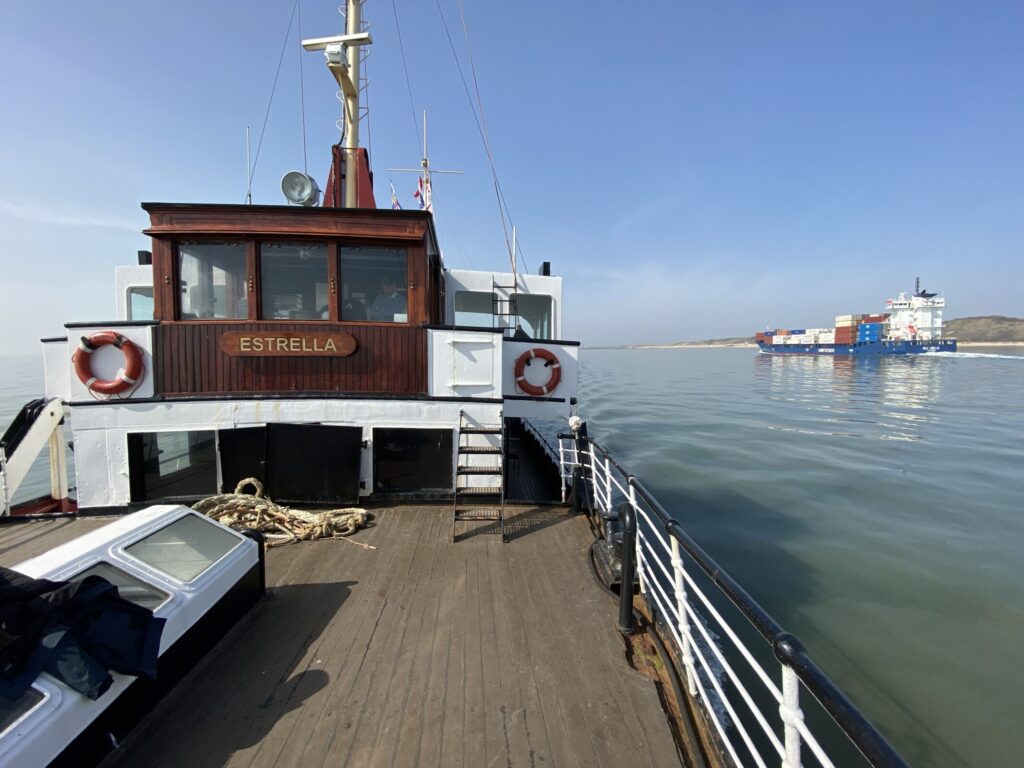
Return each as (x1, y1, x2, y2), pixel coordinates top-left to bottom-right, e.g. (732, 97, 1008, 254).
(755, 313, 890, 346)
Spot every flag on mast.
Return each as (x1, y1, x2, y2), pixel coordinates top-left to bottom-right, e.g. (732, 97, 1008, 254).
(413, 176, 433, 213)
(389, 182, 402, 210)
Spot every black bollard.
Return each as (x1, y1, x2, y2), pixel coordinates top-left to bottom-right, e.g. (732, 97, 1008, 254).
(618, 501, 637, 635)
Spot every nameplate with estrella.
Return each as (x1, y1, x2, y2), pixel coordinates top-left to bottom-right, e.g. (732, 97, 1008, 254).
(220, 331, 358, 357)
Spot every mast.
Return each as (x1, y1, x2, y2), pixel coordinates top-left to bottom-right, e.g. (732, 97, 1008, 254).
(301, 0, 372, 209)
(343, 0, 362, 208)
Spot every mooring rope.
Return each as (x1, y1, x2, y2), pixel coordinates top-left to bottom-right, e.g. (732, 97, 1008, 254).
(192, 478, 375, 550)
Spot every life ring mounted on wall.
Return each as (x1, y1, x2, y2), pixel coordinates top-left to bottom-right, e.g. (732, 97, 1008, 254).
(514, 348, 561, 397)
(72, 331, 145, 396)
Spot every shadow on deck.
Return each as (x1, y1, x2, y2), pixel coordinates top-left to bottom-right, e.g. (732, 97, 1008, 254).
(101, 505, 682, 767)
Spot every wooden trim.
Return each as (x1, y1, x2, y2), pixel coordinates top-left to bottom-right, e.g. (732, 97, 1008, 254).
(407, 243, 426, 325)
(144, 206, 428, 241)
(246, 240, 258, 321)
(154, 322, 427, 396)
(327, 242, 340, 321)
(152, 239, 176, 321)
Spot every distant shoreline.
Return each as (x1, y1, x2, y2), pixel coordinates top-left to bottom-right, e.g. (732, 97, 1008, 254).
(586, 341, 1024, 350)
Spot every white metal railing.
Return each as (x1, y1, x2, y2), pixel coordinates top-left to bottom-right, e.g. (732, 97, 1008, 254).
(557, 433, 907, 768)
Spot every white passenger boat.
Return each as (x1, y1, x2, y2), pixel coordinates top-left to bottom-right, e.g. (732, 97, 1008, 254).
(0, 3, 909, 766)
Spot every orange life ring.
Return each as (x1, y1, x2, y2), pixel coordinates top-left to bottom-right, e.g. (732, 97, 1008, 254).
(514, 348, 561, 397)
(72, 331, 144, 395)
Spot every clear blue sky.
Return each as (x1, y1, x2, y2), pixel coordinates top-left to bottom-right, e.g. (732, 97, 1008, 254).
(1, 1, 1022, 353)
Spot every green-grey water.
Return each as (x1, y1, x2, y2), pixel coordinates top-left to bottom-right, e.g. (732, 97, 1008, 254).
(2, 349, 1022, 766)
(579, 347, 1023, 768)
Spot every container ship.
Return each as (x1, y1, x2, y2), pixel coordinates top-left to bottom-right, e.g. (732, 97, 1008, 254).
(756, 278, 957, 354)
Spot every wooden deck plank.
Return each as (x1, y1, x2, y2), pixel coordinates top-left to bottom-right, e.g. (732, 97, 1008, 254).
(514, 514, 608, 767)
(290, 510, 427, 766)
(283, 516, 410, 767)
(345, 508, 444, 766)
(0, 516, 116, 566)
(38, 504, 682, 768)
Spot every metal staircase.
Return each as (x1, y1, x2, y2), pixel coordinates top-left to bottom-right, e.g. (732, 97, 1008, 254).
(452, 410, 506, 542)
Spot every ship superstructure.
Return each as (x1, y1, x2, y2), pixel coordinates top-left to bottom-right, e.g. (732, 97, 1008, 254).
(755, 278, 957, 354)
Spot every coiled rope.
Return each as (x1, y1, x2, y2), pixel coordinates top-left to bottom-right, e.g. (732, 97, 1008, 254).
(192, 478, 375, 550)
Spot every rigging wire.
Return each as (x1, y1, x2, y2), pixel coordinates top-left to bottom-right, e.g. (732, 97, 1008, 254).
(249, 0, 301, 198)
(434, 0, 527, 274)
(297, 0, 308, 174)
(391, 0, 423, 155)
(362, 40, 373, 159)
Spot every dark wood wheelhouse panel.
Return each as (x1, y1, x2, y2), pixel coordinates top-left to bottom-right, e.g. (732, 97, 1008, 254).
(155, 323, 427, 396)
(143, 203, 439, 397)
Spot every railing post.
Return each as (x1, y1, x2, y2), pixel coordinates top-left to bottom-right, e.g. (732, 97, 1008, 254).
(618, 502, 637, 635)
(780, 662, 804, 768)
(670, 533, 697, 695)
(0, 445, 10, 518)
(628, 482, 646, 597)
(558, 438, 567, 503)
(603, 455, 613, 514)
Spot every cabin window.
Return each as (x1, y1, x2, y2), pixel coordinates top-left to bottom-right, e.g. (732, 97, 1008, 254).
(0, 688, 45, 737)
(259, 242, 329, 319)
(515, 294, 553, 338)
(373, 428, 453, 492)
(127, 286, 154, 320)
(72, 562, 169, 610)
(340, 246, 408, 322)
(453, 291, 497, 327)
(125, 514, 242, 583)
(127, 431, 218, 501)
(178, 242, 247, 319)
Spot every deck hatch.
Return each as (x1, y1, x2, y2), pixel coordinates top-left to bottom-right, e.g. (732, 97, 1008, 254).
(0, 687, 45, 738)
(124, 514, 242, 583)
(71, 561, 170, 611)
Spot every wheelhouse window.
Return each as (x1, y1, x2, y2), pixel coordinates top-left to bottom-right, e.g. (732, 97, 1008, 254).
(340, 245, 408, 322)
(453, 290, 553, 337)
(178, 242, 247, 319)
(454, 291, 497, 327)
(260, 242, 328, 319)
(515, 294, 553, 338)
(127, 286, 154, 320)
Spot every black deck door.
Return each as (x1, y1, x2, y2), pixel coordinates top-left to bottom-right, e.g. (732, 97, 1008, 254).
(266, 424, 363, 504)
(218, 427, 268, 493)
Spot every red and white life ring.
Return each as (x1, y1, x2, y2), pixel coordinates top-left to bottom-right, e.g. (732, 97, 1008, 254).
(514, 348, 561, 397)
(72, 331, 144, 395)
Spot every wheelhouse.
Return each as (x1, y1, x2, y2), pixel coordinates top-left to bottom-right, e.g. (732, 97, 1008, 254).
(18, 203, 577, 514)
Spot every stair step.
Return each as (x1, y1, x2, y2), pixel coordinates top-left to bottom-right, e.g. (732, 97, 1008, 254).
(454, 509, 502, 521)
(456, 486, 503, 496)
(458, 446, 502, 454)
(457, 466, 502, 475)
(461, 426, 502, 435)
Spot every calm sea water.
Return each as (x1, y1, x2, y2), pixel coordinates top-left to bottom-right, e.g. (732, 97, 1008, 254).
(2, 349, 1022, 765)
(579, 347, 1023, 768)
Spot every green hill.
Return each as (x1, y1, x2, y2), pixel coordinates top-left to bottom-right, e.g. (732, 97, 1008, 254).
(945, 316, 1024, 342)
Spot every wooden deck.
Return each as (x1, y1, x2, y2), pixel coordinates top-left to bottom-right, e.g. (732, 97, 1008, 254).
(0, 515, 117, 567)
(0, 506, 682, 767)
